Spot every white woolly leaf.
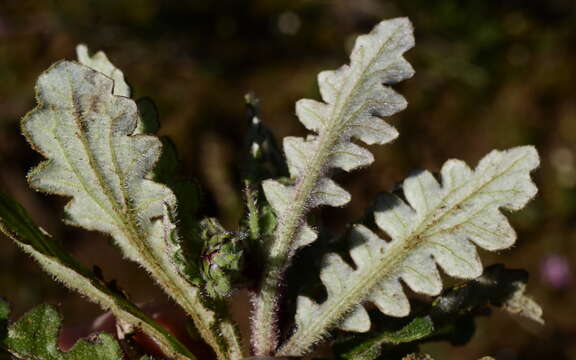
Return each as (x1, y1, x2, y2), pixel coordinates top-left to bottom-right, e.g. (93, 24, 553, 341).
(262, 17, 414, 252)
(23, 61, 174, 265)
(279, 146, 539, 356)
(20, 61, 242, 360)
(76, 44, 156, 135)
(254, 18, 415, 354)
(76, 44, 130, 97)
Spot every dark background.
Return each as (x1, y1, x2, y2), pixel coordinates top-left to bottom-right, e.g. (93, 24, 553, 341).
(1, 1, 575, 359)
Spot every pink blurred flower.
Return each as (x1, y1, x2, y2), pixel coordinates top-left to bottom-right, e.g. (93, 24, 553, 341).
(540, 254, 572, 289)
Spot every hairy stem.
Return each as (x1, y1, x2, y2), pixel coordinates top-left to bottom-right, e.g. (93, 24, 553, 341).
(252, 127, 336, 355)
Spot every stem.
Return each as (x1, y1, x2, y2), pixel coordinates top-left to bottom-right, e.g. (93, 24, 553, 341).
(244, 181, 261, 241)
(251, 128, 336, 355)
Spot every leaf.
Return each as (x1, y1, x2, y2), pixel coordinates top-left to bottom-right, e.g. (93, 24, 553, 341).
(431, 263, 543, 325)
(253, 17, 414, 354)
(336, 317, 434, 360)
(76, 46, 222, 319)
(280, 146, 539, 356)
(501, 283, 544, 324)
(0, 191, 196, 359)
(76, 44, 130, 97)
(1, 302, 123, 360)
(20, 60, 242, 360)
(263, 17, 414, 250)
(22, 60, 176, 268)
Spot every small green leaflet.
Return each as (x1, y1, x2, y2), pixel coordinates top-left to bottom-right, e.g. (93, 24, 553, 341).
(336, 317, 434, 360)
(1, 300, 123, 360)
(198, 218, 245, 298)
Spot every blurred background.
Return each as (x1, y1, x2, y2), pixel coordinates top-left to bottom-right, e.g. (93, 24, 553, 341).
(0, 0, 575, 359)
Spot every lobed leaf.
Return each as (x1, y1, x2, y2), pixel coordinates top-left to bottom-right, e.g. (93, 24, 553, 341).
(22, 60, 174, 265)
(280, 146, 539, 356)
(331, 264, 543, 359)
(253, 18, 414, 354)
(76, 44, 130, 97)
(20, 59, 242, 359)
(262, 17, 414, 252)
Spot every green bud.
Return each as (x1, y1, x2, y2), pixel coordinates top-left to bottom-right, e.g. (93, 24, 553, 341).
(199, 218, 245, 297)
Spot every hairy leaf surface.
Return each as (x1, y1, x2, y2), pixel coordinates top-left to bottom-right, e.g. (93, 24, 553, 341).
(75, 45, 203, 293)
(76, 44, 130, 97)
(22, 60, 173, 263)
(262, 17, 414, 252)
(280, 146, 539, 355)
(254, 18, 414, 354)
(21, 60, 242, 360)
(76, 45, 159, 136)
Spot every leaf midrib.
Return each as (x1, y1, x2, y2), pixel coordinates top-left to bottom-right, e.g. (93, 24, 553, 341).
(255, 22, 408, 355)
(279, 151, 528, 355)
(55, 72, 215, 358)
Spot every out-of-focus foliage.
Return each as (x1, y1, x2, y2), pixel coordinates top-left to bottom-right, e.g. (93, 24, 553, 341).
(336, 316, 435, 360)
(0, 298, 124, 360)
(0, 0, 575, 359)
